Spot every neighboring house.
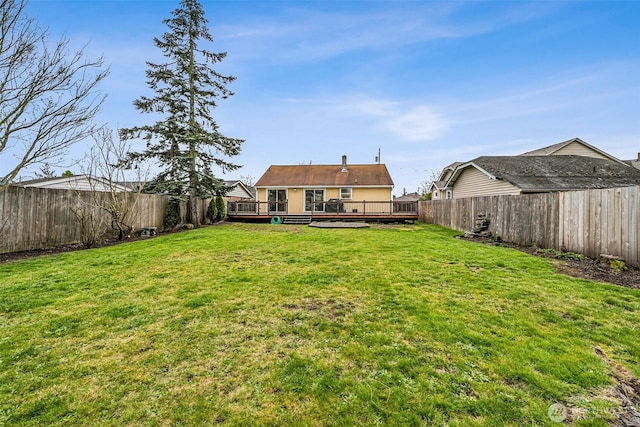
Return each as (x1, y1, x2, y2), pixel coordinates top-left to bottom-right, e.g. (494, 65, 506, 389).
(519, 137, 628, 163)
(15, 175, 130, 192)
(254, 155, 394, 214)
(394, 192, 420, 202)
(223, 180, 255, 201)
(440, 138, 640, 199)
(624, 153, 640, 171)
(446, 156, 640, 198)
(429, 162, 462, 200)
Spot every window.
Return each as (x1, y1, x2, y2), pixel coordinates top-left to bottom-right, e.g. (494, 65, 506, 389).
(268, 189, 287, 212)
(340, 187, 352, 200)
(446, 190, 452, 200)
(305, 189, 325, 212)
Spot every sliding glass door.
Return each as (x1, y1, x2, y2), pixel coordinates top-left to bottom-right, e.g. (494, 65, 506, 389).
(305, 189, 325, 212)
(268, 189, 287, 212)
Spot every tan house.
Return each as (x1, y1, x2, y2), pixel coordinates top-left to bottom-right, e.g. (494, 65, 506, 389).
(254, 155, 393, 214)
(228, 156, 418, 223)
(441, 138, 640, 199)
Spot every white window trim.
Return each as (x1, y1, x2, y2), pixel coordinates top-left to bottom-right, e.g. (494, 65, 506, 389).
(340, 187, 352, 200)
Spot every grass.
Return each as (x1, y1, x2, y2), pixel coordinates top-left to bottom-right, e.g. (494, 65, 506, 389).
(0, 222, 638, 426)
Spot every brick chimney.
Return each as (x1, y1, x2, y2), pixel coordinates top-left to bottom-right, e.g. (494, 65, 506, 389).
(341, 155, 348, 172)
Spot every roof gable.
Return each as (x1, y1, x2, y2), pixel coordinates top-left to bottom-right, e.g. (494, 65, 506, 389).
(520, 137, 626, 165)
(256, 164, 394, 187)
(223, 180, 255, 198)
(436, 162, 463, 182)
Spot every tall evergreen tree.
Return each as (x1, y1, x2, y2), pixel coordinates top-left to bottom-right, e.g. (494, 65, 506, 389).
(120, 0, 243, 226)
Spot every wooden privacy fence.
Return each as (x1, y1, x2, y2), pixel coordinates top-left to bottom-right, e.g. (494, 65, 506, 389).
(419, 186, 639, 268)
(0, 186, 210, 254)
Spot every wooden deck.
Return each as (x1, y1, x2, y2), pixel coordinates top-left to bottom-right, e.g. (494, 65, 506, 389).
(227, 200, 419, 223)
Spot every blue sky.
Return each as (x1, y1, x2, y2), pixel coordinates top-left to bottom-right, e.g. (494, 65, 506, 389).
(20, 0, 640, 194)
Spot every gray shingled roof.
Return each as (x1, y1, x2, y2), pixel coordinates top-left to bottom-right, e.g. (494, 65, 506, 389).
(464, 155, 640, 191)
(394, 192, 420, 201)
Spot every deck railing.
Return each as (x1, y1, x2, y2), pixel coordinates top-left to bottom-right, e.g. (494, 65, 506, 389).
(226, 201, 287, 215)
(227, 200, 418, 217)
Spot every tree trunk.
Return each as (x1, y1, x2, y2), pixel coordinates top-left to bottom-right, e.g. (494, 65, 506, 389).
(187, 14, 200, 227)
(188, 194, 200, 227)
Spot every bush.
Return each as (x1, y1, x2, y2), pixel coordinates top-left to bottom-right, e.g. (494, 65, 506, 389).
(206, 198, 217, 224)
(556, 251, 586, 261)
(610, 259, 628, 272)
(163, 197, 182, 229)
(536, 248, 586, 261)
(215, 195, 225, 221)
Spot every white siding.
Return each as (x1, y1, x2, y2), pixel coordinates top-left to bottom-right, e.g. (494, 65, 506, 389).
(553, 141, 609, 159)
(227, 185, 253, 199)
(452, 167, 520, 199)
(21, 177, 127, 192)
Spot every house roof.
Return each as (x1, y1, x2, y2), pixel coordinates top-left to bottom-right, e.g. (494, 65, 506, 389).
(428, 181, 448, 191)
(625, 159, 640, 170)
(255, 164, 394, 187)
(448, 155, 640, 192)
(436, 161, 463, 181)
(520, 137, 627, 165)
(15, 175, 130, 192)
(394, 192, 420, 201)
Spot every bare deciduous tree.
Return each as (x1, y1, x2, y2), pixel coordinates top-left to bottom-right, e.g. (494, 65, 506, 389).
(239, 174, 256, 188)
(69, 199, 108, 248)
(71, 129, 147, 246)
(0, 0, 108, 188)
(419, 168, 442, 196)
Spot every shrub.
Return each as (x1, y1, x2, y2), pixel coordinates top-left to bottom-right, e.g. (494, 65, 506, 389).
(610, 259, 627, 272)
(556, 251, 586, 261)
(536, 248, 587, 261)
(206, 198, 217, 224)
(215, 195, 225, 221)
(163, 197, 182, 229)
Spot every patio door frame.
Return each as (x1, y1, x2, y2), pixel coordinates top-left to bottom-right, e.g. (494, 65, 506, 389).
(304, 188, 325, 212)
(267, 188, 287, 213)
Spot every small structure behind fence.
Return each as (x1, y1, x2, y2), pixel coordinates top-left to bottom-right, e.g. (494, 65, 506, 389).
(419, 186, 639, 268)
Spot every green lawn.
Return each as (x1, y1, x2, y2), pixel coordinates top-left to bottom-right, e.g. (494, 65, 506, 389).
(1, 223, 638, 426)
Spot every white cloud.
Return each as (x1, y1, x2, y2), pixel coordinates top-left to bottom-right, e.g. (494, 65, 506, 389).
(382, 106, 451, 142)
(344, 98, 451, 142)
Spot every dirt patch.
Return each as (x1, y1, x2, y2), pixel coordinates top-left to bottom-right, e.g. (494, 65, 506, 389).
(559, 347, 640, 425)
(459, 236, 640, 289)
(283, 298, 356, 321)
(0, 237, 140, 264)
(594, 347, 640, 427)
(0, 225, 201, 265)
(309, 221, 369, 228)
